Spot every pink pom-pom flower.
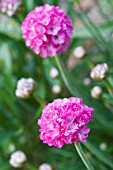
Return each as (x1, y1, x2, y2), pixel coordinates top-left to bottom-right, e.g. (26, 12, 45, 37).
(22, 4, 73, 58)
(38, 97, 94, 148)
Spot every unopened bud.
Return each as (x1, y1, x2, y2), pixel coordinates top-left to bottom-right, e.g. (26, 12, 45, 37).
(8, 143, 16, 153)
(73, 46, 86, 59)
(99, 143, 107, 151)
(91, 86, 102, 99)
(9, 151, 27, 168)
(39, 163, 52, 170)
(52, 85, 61, 94)
(50, 67, 59, 78)
(15, 78, 37, 99)
(90, 63, 109, 80)
(83, 77, 91, 86)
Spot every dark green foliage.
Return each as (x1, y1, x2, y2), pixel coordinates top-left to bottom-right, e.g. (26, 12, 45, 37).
(0, 0, 113, 170)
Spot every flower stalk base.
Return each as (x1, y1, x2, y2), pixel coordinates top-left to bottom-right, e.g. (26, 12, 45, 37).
(74, 142, 94, 170)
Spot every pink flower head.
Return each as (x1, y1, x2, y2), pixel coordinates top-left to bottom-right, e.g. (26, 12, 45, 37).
(22, 4, 73, 58)
(0, 0, 22, 16)
(38, 97, 94, 148)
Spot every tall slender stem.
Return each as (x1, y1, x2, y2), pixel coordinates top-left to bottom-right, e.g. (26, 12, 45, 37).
(55, 55, 74, 95)
(33, 95, 45, 107)
(74, 142, 95, 170)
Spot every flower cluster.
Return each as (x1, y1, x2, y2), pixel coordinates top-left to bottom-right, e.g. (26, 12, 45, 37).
(22, 4, 73, 58)
(90, 63, 109, 80)
(0, 0, 22, 16)
(38, 97, 94, 148)
(15, 78, 37, 99)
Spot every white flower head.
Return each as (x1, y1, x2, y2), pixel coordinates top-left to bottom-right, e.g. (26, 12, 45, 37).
(9, 150, 27, 168)
(90, 63, 109, 80)
(0, 0, 22, 16)
(39, 163, 52, 170)
(15, 78, 37, 99)
(91, 86, 102, 99)
(83, 77, 91, 86)
(52, 84, 61, 94)
(99, 143, 107, 151)
(73, 46, 86, 59)
(50, 67, 59, 78)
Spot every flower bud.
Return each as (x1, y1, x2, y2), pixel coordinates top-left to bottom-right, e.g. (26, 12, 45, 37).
(39, 163, 52, 170)
(91, 86, 102, 99)
(83, 77, 91, 86)
(52, 85, 61, 94)
(8, 143, 16, 153)
(50, 67, 59, 78)
(15, 78, 37, 99)
(99, 143, 107, 151)
(73, 46, 86, 59)
(90, 63, 109, 80)
(9, 151, 27, 168)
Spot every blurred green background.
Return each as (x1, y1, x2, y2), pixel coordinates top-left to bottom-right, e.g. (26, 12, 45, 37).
(0, 0, 113, 169)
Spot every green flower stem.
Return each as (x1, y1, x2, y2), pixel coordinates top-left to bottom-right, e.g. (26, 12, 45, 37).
(74, 142, 94, 170)
(55, 55, 75, 95)
(104, 79, 113, 94)
(33, 95, 45, 107)
(25, 163, 37, 170)
(85, 58, 94, 69)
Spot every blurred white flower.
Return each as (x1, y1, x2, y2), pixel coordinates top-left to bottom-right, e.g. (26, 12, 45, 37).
(50, 67, 59, 78)
(52, 84, 61, 94)
(9, 150, 27, 168)
(8, 143, 16, 153)
(83, 77, 91, 86)
(91, 86, 102, 99)
(99, 143, 107, 151)
(15, 78, 37, 99)
(0, 0, 22, 17)
(90, 63, 109, 80)
(39, 163, 52, 170)
(73, 46, 86, 59)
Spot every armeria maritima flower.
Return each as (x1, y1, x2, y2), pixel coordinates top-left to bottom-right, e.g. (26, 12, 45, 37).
(91, 86, 102, 99)
(9, 150, 27, 168)
(90, 63, 109, 80)
(0, 0, 22, 16)
(15, 78, 37, 99)
(38, 97, 94, 148)
(22, 4, 73, 58)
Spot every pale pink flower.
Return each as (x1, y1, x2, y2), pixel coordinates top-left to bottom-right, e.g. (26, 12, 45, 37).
(0, 0, 22, 16)
(15, 78, 37, 99)
(22, 4, 73, 58)
(39, 163, 52, 170)
(38, 97, 94, 148)
(9, 151, 27, 168)
(90, 63, 109, 80)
